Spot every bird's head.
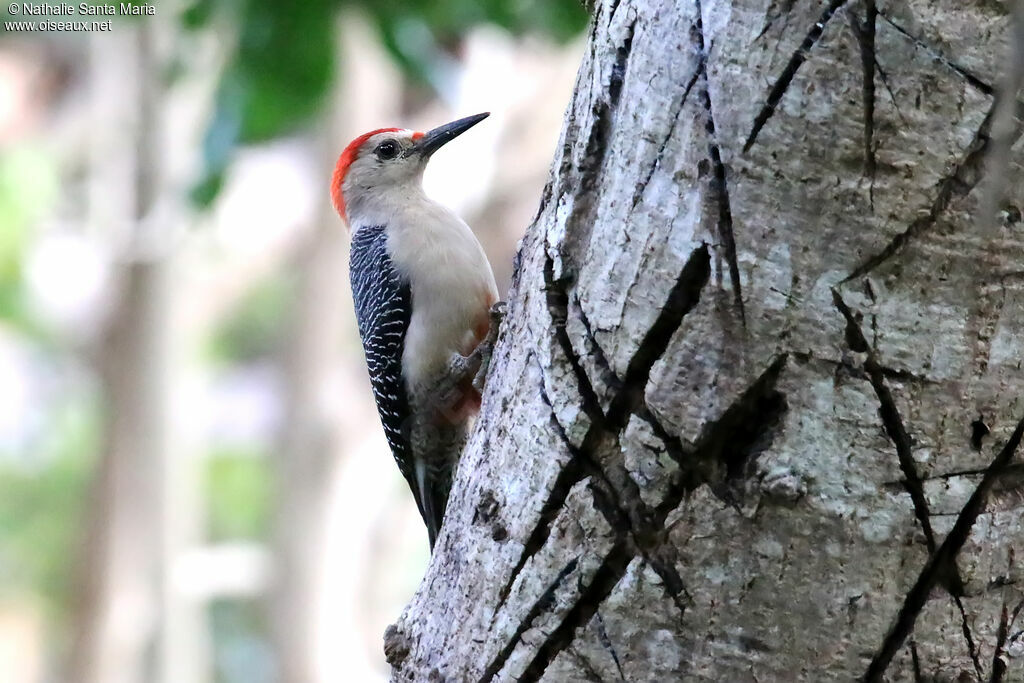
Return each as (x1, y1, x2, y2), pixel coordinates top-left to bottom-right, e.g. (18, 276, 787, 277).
(331, 112, 489, 227)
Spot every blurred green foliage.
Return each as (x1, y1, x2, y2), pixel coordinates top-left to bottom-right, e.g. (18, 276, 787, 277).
(206, 275, 291, 365)
(205, 450, 272, 542)
(184, 0, 589, 205)
(0, 147, 58, 341)
(0, 400, 97, 617)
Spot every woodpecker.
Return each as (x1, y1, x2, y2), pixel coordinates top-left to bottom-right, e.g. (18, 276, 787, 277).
(332, 112, 502, 550)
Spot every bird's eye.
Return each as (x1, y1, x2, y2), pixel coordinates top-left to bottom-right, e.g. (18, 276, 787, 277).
(375, 140, 400, 160)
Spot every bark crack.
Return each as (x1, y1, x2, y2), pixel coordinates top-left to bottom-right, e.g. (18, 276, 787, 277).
(693, 1, 746, 322)
(633, 353, 789, 515)
(545, 261, 608, 428)
(478, 556, 582, 683)
(833, 290, 987, 673)
(516, 541, 634, 683)
(492, 1, 786, 660)
(743, 0, 849, 152)
(680, 354, 789, 494)
(842, 100, 998, 282)
(831, 290, 991, 675)
(573, 298, 713, 625)
(631, 66, 702, 210)
(492, 356, 592, 615)
(952, 593, 985, 681)
(594, 609, 626, 681)
(640, 357, 790, 625)
(575, 296, 621, 393)
(990, 598, 1010, 683)
(791, 349, 937, 385)
(995, 597, 1024, 682)
(755, 0, 797, 42)
(850, 0, 878, 196)
(493, 243, 636, 617)
(605, 244, 711, 428)
(489, 245, 711, 678)
(505, 331, 787, 683)
(587, 18, 634, 196)
(878, 12, 994, 96)
(883, 462, 1024, 487)
(567, 647, 607, 683)
(561, 19, 637, 256)
(832, 289, 937, 549)
(873, 53, 908, 126)
(910, 639, 924, 682)
(863, 416, 1024, 681)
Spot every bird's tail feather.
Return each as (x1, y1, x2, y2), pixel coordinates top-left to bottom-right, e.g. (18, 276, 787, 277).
(410, 423, 464, 551)
(421, 481, 448, 550)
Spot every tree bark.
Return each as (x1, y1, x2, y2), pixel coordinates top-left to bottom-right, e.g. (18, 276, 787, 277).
(387, 0, 1024, 680)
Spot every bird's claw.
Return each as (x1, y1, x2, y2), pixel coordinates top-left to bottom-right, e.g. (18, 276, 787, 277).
(428, 302, 507, 414)
(472, 301, 506, 393)
(486, 301, 506, 342)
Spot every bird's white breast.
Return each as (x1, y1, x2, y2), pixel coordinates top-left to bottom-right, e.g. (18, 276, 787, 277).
(385, 197, 498, 390)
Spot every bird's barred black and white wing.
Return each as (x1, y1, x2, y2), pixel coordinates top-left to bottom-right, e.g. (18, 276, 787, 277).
(348, 225, 418, 498)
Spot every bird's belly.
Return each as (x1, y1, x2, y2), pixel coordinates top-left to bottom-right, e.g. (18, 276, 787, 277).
(403, 280, 489, 388)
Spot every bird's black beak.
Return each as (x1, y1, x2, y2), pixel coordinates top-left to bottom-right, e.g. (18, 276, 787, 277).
(410, 112, 489, 158)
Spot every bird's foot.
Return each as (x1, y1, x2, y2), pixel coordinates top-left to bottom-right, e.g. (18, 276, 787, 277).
(432, 353, 478, 414)
(472, 301, 507, 393)
(428, 302, 507, 418)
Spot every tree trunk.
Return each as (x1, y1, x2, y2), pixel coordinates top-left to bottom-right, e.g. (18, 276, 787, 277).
(386, 0, 1024, 680)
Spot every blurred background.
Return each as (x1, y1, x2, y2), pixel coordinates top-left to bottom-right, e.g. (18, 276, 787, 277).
(0, 1, 585, 681)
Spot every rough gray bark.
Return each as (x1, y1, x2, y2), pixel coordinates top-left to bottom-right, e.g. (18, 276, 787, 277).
(387, 0, 1024, 680)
